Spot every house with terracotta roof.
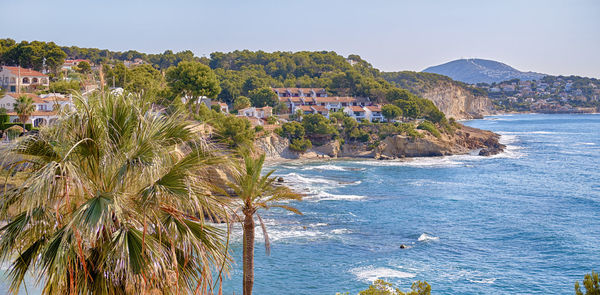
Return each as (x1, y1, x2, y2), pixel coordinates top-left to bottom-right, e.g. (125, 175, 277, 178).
(0, 66, 49, 92)
(314, 97, 360, 113)
(343, 106, 367, 121)
(310, 105, 330, 118)
(0, 93, 73, 127)
(364, 105, 384, 122)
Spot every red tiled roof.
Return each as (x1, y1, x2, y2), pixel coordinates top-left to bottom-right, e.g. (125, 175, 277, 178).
(365, 105, 382, 112)
(297, 105, 313, 111)
(3, 66, 47, 77)
(347, 106, 365, 112)
(7, 111, 57, 117)
(7, 93, 46, 103)
(311, 105, 329, 113)
(315, 96, 357, 103)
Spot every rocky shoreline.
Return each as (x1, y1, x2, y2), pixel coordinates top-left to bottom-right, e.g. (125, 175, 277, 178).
(256, 123, 505, 162)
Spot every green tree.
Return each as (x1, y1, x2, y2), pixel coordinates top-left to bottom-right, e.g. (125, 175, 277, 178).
(386, 88, 415, 102)
(576, 270, 600, 295)
(213, 115, 255, 148)
(302, 113, 337, 136)
(278, 121, 305, 140)
(0, 92, 230, 294)
(248, 87, 278, 107)
(49, 80, 80, 94)
(338, 279, 431, 295)
(76, 61, 91, 74)
(124, 64, 164, 97)
(166, 61, 221, 112)
(219, 151, 302, 295)
(382, 104, 402, 122)
(395, 99, 420, 120)
(13, 95, 35, 130)
(234, 96, 251, 111)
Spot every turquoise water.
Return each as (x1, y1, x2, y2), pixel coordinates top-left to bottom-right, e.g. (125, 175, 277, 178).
(2, 114, 599, 294)
(220, 114, 600, 294)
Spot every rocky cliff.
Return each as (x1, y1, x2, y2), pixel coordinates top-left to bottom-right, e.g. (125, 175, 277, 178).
(418, 81, 494, 120)
(256, 124, 504, 161)
(381, 71, 494, 120)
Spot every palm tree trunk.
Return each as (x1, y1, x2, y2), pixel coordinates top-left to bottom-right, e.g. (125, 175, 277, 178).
(242, 212, 255, 295)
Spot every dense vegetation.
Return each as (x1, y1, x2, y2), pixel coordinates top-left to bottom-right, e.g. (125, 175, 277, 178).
(381, 71, 488, 97)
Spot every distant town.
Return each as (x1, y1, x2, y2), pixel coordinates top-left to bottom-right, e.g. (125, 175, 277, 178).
(475, 76, 600, 114)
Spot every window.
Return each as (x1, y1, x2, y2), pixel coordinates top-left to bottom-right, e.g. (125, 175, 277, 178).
(32, 78, 39, 84)
(22, 77, 30, 84)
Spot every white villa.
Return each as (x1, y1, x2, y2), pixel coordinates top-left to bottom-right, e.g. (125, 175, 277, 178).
(0, 66, 49, 93)
(237, 106, 273, 119)
(212, 101, 229, 113)
(0, 93, 72, 127)
(343, 106, 367, 121)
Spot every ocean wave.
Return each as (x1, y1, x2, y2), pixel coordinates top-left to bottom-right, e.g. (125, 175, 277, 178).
(351, 158, 464, 168)
(351, 266, 416, 283)
(576, 142, 596, 146)
(331, 228, 351, 234)
(305, 191, 366, 202)
(417, 233, 439, 242)
(300, 164, 363, 171)
(467, 278, 496, 284)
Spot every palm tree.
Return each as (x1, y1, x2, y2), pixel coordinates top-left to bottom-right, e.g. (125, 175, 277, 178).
(0, 91, 231, 294)
(220, 150, 302, 295)
(13, 95, 35, 131)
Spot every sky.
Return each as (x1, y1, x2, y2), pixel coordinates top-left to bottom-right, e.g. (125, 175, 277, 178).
(1, 0, 599, 77)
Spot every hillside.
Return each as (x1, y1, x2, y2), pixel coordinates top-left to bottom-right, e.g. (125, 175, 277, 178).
(381, 71, 494, 119)
(423, 58, 545, 84)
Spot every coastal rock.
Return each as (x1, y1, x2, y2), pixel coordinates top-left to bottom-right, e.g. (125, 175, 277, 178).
(312, 140, 341, 157)
(419, 83, 494, 120)
(378, 134, 451, 158)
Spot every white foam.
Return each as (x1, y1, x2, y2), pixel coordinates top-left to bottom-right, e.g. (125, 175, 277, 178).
(576, 142, 596, 146)
(331, 228, 351, 234)
(301, 164, 349, 171)
(351, 266, 416, 283)
(306, 191, 366, 201)
(417, 233, 439, 242)
(352, 157, 464, 168)
(468, 278, 496, 284)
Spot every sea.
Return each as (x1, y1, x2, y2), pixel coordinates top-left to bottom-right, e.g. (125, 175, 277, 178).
(2, 114, 599, 294)
(220, 113, 600, 294)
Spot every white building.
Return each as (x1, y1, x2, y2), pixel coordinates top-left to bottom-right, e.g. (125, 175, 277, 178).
(364, 105, 384, 122)
(0, 66, 49, 93)
(343, 106, 367, 121)
(0, 93, 72, 127)
(237, 106, 273, 119)
(212, 101, 229, 113)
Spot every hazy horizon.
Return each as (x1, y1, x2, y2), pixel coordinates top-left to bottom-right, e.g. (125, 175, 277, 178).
(1, 0, 599, 78)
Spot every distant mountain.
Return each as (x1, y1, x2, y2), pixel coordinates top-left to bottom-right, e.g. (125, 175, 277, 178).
(422, 58, 545, 84)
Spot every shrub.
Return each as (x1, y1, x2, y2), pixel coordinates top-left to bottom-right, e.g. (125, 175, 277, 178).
(575, 270, 599, 295)
(266, 116, 278, 125)
(302, 113, 337, 136)
(289, 138, 312, 152)
(213, 115, 255, 148)
(1, 122, 33, 131)
(417, 120, 441, 138)
(279, 121, 305, 140)
(254, 125, 264, 132)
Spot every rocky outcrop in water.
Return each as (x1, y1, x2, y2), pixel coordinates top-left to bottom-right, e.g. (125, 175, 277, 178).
(256, 124, 505, 161)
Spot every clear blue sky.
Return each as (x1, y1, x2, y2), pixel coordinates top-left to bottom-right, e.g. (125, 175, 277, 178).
(2, 0, 599, 77)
